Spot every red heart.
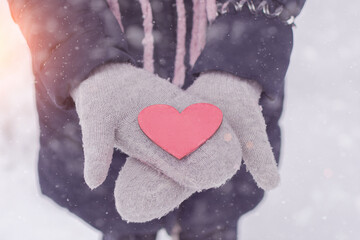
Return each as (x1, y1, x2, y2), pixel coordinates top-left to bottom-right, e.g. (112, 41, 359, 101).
(138, 103, 223, 159)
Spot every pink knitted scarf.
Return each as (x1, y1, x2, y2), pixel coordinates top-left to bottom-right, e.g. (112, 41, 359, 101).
(106, 0, 217, 87)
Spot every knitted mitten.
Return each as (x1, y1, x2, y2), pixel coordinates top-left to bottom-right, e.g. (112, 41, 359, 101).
(114, 156, 195, 222)
(71, 63, 242, 191)
(186, 71, 280, 190)
(114, 70, 280, 222)
(114, 70, 280, 223)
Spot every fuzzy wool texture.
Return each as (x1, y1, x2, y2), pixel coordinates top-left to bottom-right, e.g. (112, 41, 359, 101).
(172, 0, 187, 87)
(189, 0, 207, 67)
(115, 157, 195, 223)
(139, 0, 154, 73)
(187, 71, 281, 190)
(71, 63, 243, 211)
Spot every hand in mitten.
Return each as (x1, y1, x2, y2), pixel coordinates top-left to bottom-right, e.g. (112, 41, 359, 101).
(114, 156, 195, 222)
(71, 63, 243, 221)
(186, 71, 280, 190)
(115, 70, 280, 223)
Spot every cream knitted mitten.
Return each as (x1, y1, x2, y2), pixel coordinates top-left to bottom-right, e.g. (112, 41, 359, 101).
(187, 71, 280, 190)
(115, 156, 195, 222)
(113, 70, 280, 222)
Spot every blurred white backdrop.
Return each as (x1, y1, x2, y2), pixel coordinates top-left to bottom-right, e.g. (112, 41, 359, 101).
(0, 0, 359, 239)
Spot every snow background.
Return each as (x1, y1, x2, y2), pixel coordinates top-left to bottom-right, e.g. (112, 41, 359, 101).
(0, 0, 359, 239)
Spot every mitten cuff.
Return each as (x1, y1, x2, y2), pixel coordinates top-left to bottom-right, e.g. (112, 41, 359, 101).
(193, 71, 263, 102)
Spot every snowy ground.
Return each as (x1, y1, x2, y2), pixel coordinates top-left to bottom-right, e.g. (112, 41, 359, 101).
(1, 0, 359, 239)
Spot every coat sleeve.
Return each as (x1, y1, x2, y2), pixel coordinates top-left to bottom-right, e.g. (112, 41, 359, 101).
(191, 0, 306, 98)
(8, 0, 136, 109)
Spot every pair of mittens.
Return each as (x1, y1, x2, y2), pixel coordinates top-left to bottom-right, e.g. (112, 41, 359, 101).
(72, 63, 242, 222)
(71, 63, 279, 223)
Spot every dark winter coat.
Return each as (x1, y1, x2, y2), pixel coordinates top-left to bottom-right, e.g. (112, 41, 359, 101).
(8, 0, 306, 239)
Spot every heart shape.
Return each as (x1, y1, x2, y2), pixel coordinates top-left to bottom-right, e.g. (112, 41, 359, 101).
(138, 103, 223, 159)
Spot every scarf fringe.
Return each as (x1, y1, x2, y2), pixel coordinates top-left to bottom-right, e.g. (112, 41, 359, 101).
(106, 0, 124, 32)
(172, 0, 187, 87)
(108, 0, 219, 87)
